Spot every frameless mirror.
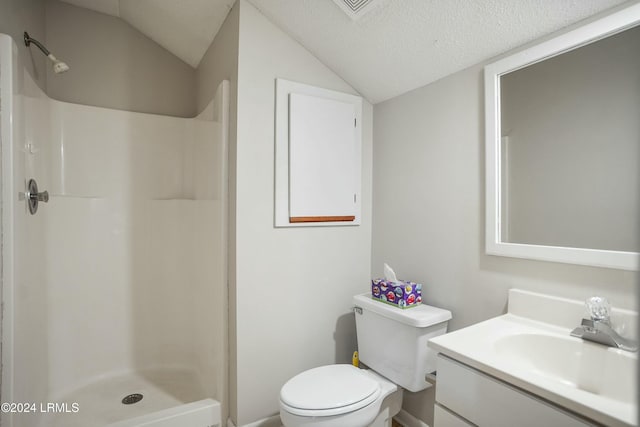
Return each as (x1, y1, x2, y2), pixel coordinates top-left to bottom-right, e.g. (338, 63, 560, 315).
(485, 4, 640, 270)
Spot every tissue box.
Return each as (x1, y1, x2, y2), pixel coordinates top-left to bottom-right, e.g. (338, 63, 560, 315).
(371, 279, 422, 309)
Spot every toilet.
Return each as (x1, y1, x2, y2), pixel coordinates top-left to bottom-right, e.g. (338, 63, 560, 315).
(279, 293, 452, 427)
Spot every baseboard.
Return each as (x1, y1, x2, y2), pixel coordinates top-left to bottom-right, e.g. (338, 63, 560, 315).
(227, 414, 282, 427)
(394, 409, 430, 427)
(227, 409, 424, 427)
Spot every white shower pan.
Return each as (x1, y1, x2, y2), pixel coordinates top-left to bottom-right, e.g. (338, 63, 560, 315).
(46, 368, 220, 427)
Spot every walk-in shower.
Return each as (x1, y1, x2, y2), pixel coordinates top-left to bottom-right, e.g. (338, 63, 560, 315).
(1, 33, 228, 427)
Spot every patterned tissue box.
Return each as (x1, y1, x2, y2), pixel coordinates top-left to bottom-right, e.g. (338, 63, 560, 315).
(371, 278, 422, 309)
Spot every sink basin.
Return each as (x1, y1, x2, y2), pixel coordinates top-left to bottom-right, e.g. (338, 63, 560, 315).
(494, 333, 636, 404)
(428, 289, 638, 427)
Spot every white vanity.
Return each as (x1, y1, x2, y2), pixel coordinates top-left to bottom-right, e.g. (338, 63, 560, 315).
(428, 289, 637, 427)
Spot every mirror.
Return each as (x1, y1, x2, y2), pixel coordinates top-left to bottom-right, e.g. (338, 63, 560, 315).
(485, 4, 640, 270)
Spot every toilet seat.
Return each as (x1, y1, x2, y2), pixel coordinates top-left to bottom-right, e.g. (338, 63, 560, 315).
(280, 365, 381, 417)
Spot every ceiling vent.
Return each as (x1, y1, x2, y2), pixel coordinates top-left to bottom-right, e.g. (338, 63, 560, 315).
(331, 0, 381, 20)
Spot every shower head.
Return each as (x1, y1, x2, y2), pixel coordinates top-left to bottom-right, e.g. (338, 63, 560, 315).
(23, 31, 69, 74)
(48, 54, 70, 74)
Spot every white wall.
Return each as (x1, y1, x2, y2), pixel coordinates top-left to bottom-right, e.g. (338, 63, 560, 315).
(231, 1, 373, 424)
(1, 0, 197, 117)
(372, 60, 637, 426)
(45, 0, 196, 117)
(0, 0, 47, 91)
(195, 2, 239, 115)
(501, 25, 639, 252)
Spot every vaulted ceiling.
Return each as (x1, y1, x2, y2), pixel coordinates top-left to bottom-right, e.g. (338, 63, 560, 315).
(60, 0, 628, 103)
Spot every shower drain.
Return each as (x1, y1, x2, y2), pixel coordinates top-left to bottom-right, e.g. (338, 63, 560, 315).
(121, 393, 143, 405)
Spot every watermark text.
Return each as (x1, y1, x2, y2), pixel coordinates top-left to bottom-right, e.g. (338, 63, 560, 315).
(1, 402, 79, 413)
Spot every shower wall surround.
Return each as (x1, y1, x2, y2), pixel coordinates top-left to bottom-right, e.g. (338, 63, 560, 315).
(1, 35, 228, 426)
(45, 97, 226, 396)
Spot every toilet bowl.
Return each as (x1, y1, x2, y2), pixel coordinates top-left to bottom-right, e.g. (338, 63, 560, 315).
(279, 364, 401, 427)
(280, 293, 452, 427)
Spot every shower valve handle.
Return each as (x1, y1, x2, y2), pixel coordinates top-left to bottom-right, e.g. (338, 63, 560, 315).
(21, 178, 48, 215)
(29, 189, 49, 203)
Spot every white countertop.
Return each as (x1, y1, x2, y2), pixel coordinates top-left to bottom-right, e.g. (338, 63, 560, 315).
(428, 289, 638, 427)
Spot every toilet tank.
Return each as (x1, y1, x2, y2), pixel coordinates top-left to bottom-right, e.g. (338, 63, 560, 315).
(353, 293, 452, 392)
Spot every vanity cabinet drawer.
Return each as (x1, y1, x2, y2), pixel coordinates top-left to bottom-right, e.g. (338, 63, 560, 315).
(434, 404, 474, 427)
(435, 355, 596, 427)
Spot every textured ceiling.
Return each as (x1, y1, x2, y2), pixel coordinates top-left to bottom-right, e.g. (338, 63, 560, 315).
(247, 0, 628, 103)
(60, 0, 628, 103)
(59, 0, 235, 67)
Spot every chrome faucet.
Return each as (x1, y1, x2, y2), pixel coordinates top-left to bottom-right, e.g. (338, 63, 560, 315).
(570, 296, 637, 352)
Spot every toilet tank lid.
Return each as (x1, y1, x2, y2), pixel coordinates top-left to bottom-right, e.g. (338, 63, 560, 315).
(353, 293, 452, 327)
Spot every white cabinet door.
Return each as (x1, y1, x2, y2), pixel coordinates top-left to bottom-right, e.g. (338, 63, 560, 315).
(289, 93, 356, 222)
(274, 78, 362, 227)
(435, 355, 596, 427)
